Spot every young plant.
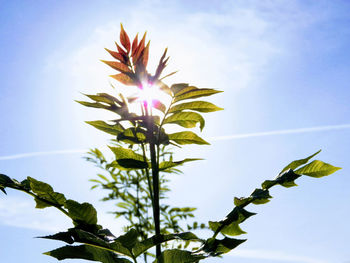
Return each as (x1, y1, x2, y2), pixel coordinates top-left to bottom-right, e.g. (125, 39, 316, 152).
(76, 24, 223, 258)
(0, 25, 341, 263)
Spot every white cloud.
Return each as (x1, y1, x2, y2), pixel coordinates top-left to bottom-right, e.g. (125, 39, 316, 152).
(50, 0, 297, 97)
(0, 195, 126, 236)
(0, 196, 71, 232)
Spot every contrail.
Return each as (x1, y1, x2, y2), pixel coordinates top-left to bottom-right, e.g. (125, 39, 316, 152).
(209, 123, 350, 141)
(0, 149, 86, 161)
(1, 124, 349, 160)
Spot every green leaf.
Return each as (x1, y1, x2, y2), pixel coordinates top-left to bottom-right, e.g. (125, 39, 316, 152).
(214, 237, 246, 254)
(33, 197, 52, 209)
(159, 70, 178, 80)
(73, 228, 113, 248)
(133, 232, 202, 257)
(280, 150, 321, 174)
(97, 174, 109, 182)
(0, 174, 15, 193)
(65, 200, 98, 226)
(153, 249, 205, 263)
(262, 169, 301, 189)
(169, 101, 223, 113)
(295, 160, 341, 178)
(250, 189, 272, 204)
(233, 197, 251, 207)
(164, 112, 205, 131)
(168, 131, 209, 145)
(157, 80, 172, 95)
(209, 221, 246, 236)
(27, 177, 66, 207)
(117, 128, 146, 144)
(118, 158, 148, 169)
(44, 245, 131, 263)
(208, 207, 255, 236)
(76, 101, 110, 110)
(44, 228, 123, 257)
(159, 158, 202, 171)
(261, 180, 276, 189)
(0, 174, 14, 186)
(202, 237, 246, 256)
(170, 83, 189, 95)
(84, 93, 121, 105)
(108, 229, 140, 257)
(109, 146, 145, 160)
(173, 86, 198, 96)
(114, 228, 139, 250)
(109, 147, 148, 169)
(174, 232, 199, 240)
(276, 169, 301, 188)
(173, 88, 222, 103)
(106, 161, 131, 171)
(39, 231, 75, 244)
(86, 121, 124, 136)
(117, 202, 131, 209)
(28, 176, 53, 193)
(234, 189, 272, 206)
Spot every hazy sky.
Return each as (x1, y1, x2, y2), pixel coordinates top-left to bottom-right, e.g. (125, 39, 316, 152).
(1, 1, 350, 263)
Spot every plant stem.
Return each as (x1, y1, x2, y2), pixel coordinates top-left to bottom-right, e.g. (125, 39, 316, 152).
(141, 143, 154, 203)
(144, 102, 161, 258)
(149, 133, 161, 257)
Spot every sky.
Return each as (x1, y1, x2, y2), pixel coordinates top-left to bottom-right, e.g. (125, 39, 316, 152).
(0, 0, 350, 262)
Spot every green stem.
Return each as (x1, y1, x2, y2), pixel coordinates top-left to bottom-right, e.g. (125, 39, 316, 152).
(144, 102, 161, 258)
(131, 255, 138, 263)
(141, 143, 154, 203)
(149, 132, 161, 257)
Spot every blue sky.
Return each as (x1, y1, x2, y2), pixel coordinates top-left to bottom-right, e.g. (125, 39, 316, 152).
(0, 0, 350, 262)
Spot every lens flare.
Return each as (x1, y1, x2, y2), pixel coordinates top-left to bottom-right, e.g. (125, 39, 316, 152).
(137, 82, 170, 112)
(139, 82, 158, 106)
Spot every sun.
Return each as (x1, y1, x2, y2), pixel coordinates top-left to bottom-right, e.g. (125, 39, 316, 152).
(138, 81, 170, 112)
(139, 82, 159, 105)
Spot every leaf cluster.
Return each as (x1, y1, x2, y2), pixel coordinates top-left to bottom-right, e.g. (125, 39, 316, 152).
(85, 147, 205, 243)
(203, 150, 341, 257)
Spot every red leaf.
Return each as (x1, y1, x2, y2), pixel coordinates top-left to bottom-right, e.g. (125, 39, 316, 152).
(110, 73, 135, 86)
(131, 33, 138, 56)
(104, 48, 126, 63)
(132, 32, 146, 63)
(101, 60, 131, 73)
(138, 32, 147, 51)
(115, 42, 127, 57)
(139, 32, 147, 49)
(142, 41, 150, 68)
(154, 48, 168, 79)
(120, 24, 131, 53)
(160, 48, 168, 63)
